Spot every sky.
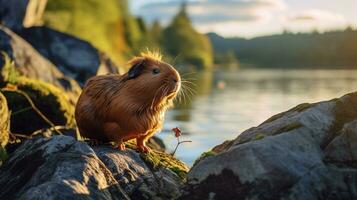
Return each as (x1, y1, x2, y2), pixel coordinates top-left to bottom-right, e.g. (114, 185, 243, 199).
(130, 0, 357, 38)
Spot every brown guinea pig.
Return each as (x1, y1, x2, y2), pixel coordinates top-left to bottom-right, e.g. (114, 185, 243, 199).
(75, 51, 181, 152)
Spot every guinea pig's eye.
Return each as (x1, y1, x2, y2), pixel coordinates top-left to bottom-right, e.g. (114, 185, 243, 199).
(152, 68, 160, 75)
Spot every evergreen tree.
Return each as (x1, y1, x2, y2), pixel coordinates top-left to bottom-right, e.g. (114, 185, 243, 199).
(162, 3, 213, 69)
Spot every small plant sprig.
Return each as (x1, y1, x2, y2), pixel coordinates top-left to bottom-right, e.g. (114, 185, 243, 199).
(171, 127, 192, 156)
(156, 127, 192, 191)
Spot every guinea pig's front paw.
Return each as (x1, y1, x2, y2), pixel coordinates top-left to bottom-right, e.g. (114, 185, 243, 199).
(137, 145, 151, 153)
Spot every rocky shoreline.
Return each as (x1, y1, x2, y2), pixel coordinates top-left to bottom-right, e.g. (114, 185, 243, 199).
(1, 1, 357, 199)
(2, 87, 357, 199)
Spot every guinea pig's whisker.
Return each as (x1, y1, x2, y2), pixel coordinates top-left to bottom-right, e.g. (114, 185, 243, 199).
(180, 85, 190, 105)
(186, 84, 196, 95)
(177, 88, 184, 104)
(176, 86, 184, 104)
(182, 82, 196, 95)
(181, 81, 197, 87)
(183, 87, 194, 104)
(172, 54, 181, 66)
(180, 82, 196, 105)
(181, 71, 197, 77)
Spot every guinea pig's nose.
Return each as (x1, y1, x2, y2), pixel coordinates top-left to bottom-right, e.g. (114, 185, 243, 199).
(172, 78, 178, 83)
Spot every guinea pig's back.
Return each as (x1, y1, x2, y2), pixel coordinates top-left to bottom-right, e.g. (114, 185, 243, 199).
(75, 74, 123, 141)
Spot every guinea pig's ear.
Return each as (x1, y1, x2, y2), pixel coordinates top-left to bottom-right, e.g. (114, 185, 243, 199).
(128, 59, 145, 79)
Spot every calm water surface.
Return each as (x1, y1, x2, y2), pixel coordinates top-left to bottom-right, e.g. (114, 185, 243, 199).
(158, 69, 357, 166)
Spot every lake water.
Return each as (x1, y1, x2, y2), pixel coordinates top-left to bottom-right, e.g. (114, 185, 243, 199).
(157, 69, 357, 166)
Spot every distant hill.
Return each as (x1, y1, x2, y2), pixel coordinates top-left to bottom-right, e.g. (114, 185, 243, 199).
(208, 29, 357, 68)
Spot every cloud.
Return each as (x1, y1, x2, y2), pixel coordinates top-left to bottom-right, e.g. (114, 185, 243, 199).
(135, 0, 287, 24)
(287, 9, 346, 23)
(284, 9, 348, 31)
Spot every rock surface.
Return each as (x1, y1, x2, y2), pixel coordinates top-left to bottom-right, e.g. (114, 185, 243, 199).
(2, 76, 75, 135)
(17, 26, 120, 85)
(0, 0, 28, 31)
(182, 92, 357, 200)
(0, 135, 188, 200)
(0, 25, 81, 102)
(0, 0, 47, 30)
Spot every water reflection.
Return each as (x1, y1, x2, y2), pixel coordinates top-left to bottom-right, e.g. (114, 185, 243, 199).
(158, 69, 357, 166)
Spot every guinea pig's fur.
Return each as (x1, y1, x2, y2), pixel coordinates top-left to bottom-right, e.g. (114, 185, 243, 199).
(75, 51, 181, 152)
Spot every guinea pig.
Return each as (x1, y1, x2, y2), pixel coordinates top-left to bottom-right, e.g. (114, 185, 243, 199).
(75, 51, 181, 152)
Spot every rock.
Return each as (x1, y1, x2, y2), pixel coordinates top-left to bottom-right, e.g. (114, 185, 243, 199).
(182, 92, 357, 200)
(0, 146, 6, 166)
(0, 25, 81, 103)
(2, 76, 75, 135)
(0, 0, 47, 31)
(97, 52, 123, 76)
(0, 135, 129, 200)
(16, 26, 121, 85)
(0, 135, 188, 199)
(148, 136, 166, 152)
(0, 91, 9, 147)
(324, 120, 357, 165)
(0, 0, 28, 31)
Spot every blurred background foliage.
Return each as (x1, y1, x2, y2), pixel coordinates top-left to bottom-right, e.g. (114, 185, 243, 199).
(43, 0, 213, 70)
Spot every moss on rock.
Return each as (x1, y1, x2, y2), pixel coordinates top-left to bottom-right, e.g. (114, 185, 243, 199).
(0, 146, 7, 166)
(271, 122, 303, 136)
(0, 91, 9, 147)
(253, 134, 265, 141)
(140, 150, 189, 180)
(192, 150, 217, 167)
(0, 53, 75, 135)
(3, 76, 75, 135)
(123, 140, 189, 179)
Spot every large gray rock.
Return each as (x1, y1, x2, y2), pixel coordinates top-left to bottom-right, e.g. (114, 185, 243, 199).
(0, 25, 81, 102)
(0, 0, 28, 31)
(182, 92, 357, 200)
(0, 0, 47, 31)
(16, 26, 121, 85)
(0, 135, 186, 199)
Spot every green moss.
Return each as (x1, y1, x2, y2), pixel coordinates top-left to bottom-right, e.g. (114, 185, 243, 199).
(272, 122, 303, 136)
(140, 150, 189, 180)
(253, 134, 265, 141)
(0, 52, 75, 135)
(192, 150, 217, 167)
(0, 146, 7, 165)
(0, 91, 9, 147)
(121, 140, 189, 179)
(0, 52, 19, 85)
(262, 103, 313, 125)
(3, 76, 75, 135)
